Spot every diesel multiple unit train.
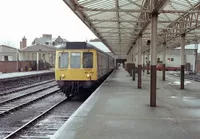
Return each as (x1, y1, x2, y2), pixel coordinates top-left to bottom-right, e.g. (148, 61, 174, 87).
(55, 42, 115, 99)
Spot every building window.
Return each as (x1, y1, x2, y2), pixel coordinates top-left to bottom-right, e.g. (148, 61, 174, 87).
(4, 56, 8, 61)
(8, 56, 12, 61)
(167, 58, 174, 62)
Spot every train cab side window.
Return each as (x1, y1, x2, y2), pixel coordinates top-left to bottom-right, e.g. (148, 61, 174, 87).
(59, 52, 68, 68)
(83, 52, 93, 68)
(70, 52, 81, 68)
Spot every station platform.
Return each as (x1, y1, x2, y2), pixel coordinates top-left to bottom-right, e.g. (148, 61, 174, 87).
(0, 69, 54, 81)
(51, 69, 200, 139)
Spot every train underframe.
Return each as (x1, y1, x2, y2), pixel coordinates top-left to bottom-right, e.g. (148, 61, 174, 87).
(57, 80, 98, 99)
(57, 70, 113, 100)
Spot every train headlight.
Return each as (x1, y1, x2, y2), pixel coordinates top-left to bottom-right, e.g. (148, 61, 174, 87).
(61, 74, 65, 78)
(86, 74, 90, 78)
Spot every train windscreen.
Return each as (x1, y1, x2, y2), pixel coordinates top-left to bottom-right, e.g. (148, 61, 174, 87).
(59, 52, 69, 68)
(70, 52, 81, 68)
(83, 52, 93, 68)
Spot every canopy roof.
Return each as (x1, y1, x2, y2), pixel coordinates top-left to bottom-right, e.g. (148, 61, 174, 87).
(63, 0, 200, 55)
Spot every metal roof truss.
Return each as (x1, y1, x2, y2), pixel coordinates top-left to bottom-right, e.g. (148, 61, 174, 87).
(63, 0, 200, 55)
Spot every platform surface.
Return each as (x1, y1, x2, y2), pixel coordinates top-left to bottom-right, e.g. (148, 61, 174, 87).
(0, 70, 54, 80)
(51, 69, 200, 139)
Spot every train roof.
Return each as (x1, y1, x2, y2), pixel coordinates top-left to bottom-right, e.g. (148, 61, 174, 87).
(56, 42, 108, 54)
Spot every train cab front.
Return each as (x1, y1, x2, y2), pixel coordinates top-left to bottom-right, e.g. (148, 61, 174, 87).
(55, 50, 97, 98)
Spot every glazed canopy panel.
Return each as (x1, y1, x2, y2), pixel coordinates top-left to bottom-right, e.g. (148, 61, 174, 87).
(63, 0, 200, 54)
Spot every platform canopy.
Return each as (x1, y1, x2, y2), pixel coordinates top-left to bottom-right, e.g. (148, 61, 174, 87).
(63, 0, 200, 55)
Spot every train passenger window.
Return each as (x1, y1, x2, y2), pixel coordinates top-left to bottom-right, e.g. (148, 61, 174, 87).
(83, 52, 93, 68)
(70, 52, 81, 68)
(59, 52, 68, 68)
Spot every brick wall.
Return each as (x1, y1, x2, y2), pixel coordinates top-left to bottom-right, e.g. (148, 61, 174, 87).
(0, 61, 51, 73)
(0, 61, 36, 73)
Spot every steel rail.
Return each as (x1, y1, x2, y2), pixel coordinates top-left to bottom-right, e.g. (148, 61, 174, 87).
(0, 73, 54, 91)
(0, 87, 60, 117)
(0, 79, 55, 96)
(3, 97, 67, 139)
(0, 83, 57, 106)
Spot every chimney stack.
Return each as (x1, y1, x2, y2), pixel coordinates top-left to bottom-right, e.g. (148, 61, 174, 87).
(20, 41, 23, 49)
(20, 36, 27, 49)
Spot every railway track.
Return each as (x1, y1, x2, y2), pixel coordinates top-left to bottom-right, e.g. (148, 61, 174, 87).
(0, 78, 83, 139)
(0, 74, 54, 92)
(0, 87, 64, 139)
(0, 81, 57, 105)
(0, 89, 82, 139)
(0, 86, 59, 117)
(0, 79, 55, 96)
(0, 74, 97, 138)
(5, 100, 82, 139)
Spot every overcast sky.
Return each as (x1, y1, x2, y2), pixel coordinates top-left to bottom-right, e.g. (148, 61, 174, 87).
(0, 0, 98, 48)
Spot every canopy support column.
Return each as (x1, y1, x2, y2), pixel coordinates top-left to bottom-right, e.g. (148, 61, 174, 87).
(162, 42, 166, 81)
(150, 12, 158, 107)
(143, 52, 145, 73)
(180, 34, 185, 89)
(146, 50, 150, 74)
(194, 42, 198, 73)
(138, 34, 142, 89)
(146, 40, 150, 74)
(132, 42, 136, 81)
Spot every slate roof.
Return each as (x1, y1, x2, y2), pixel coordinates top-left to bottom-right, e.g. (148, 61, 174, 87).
(0, 45, 17, 50)
(19, 44, 56, 52)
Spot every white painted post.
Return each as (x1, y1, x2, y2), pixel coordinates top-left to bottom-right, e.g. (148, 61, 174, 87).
(37, 52, 39, 71)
